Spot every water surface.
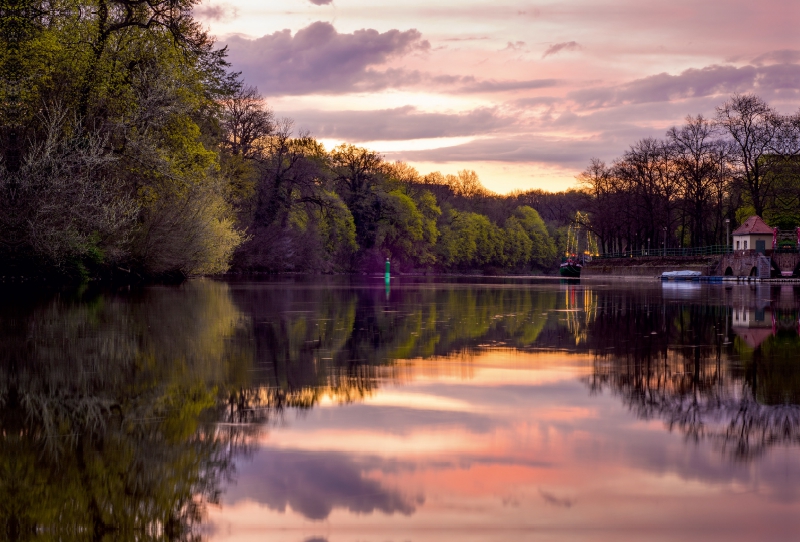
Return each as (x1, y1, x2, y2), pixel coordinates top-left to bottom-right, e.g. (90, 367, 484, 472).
(3, 278, 800, 541)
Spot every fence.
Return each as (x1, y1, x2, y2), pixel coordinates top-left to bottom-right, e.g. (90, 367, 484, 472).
(596, 245, 732, 259)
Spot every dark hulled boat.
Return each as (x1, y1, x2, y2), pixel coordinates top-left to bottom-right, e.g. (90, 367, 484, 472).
(559, 257, 582, 277)
(560, 212, 598, 278)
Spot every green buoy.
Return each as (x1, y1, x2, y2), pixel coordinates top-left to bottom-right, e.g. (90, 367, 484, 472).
(385, 258, 391, 299)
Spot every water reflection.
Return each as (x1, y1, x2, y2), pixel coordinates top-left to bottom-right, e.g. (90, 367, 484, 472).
(226, 280, 559, 407)
(0, 281, 258, 540)
(0, 278, 565, 539)
(2, 278, 800, 540)
(585, 283, 800, 461)
(222, 449, 420, 520)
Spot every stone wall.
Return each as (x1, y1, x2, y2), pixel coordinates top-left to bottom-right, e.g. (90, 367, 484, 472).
(771, 252, 800, 276)
(717, 252, 764, 277)
(583, 257, 718, 277)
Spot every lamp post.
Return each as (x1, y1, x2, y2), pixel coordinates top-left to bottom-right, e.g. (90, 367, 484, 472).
(647, 238, 650, 256)
(662, 226, 667, 257)
(725, 218, 730, 252)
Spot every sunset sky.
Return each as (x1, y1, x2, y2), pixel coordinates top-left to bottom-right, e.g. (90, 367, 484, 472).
(195, 0, 800, 193)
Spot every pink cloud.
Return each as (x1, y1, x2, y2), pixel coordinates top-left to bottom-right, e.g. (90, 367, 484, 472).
(569, 64, 800, 110)
(287, 106, 514, 141)
(750, 49, 800, 67)
(542, 41, 581, 59)
(387, 135, 624, 167)
(224, 22, 430, 95)
(212, 1, 800, 190)
(193, 2, 237, 22)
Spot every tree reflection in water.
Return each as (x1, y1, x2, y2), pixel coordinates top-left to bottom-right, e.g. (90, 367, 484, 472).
(581, 283, 800, 462)
(0, 281, 261, 541)
(0, 278, 561, 539)
(4, 278, 800, 538)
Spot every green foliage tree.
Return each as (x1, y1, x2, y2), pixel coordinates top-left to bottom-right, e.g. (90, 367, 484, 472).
(438, 210, 504, 269)
(512, 206, 558, 269)
(330, 144, 386, 252)
(2, 3, 578, 278)
(0, 0, 244, 279)
(503, 217, 534, 268)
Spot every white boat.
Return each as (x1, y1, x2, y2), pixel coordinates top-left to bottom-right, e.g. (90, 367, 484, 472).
(661, 270, 702, 280)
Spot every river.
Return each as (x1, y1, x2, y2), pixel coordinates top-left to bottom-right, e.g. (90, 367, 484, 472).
(2, 277, 799, 541)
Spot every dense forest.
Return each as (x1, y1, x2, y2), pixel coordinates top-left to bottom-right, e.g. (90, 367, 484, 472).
(3, 1, 800, 280)
(0, 0, 559, 279)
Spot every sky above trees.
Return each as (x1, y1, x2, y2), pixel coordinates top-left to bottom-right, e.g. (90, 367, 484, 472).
(195, 0, 800, 192)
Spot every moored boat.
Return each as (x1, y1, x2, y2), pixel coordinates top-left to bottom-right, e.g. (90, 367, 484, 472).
(559, 258, 582, 277)
(661, 270, 702, 280)
(560, 213, 598, 278)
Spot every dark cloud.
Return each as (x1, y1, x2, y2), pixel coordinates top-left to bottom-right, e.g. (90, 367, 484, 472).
(503, 41, 526, 51)
(287, 106, 513, 141)
(223, 22, 430, 96)
(386, 84, 795, 170)
(539, 489, 574, 508)
(386, 135, 623, 167)
(428, 74, 559, 93)
(224, 22, 559, 96)
(193, 2, 237, 21)
(569, 63, 800, 109)
(308, 0, 333, 4)
(542, 41, 581, 58)
(223, 449, 419, 520)
(750, 49, 800, 66)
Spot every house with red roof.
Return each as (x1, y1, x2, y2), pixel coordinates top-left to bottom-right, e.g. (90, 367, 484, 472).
(732, 216, 774, 254)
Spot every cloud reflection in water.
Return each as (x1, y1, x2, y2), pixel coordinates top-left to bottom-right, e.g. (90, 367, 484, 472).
(211, 281, 800, 540)
(225, 449, 420, 520)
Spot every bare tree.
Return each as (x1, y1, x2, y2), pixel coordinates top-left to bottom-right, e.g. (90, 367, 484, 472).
(221, 85, 274, 159)
(667, 115, 727, 246)
(254, 118, 327, 227)
(577, 158, 615, 252)
(715, 94, 780, 216)
(772, 109, 800, 158)
(9, 106, 138, 270)
(614, 138, 680, 249)
(449, 170, 488, 198)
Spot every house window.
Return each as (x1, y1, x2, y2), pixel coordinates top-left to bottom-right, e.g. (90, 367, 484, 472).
(744, 240, 748, 249)
(736, 240, 740, 249)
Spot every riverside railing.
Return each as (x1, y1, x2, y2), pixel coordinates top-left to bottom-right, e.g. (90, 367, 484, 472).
(596, 245, 733, 259)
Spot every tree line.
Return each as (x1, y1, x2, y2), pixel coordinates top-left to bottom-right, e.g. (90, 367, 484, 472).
(6, 2, 799, 279)
(577, 94, 800, 253)
(228, 127, 559, 273)
(0, 0, 559, 279)
(168, 89, 800, 274)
